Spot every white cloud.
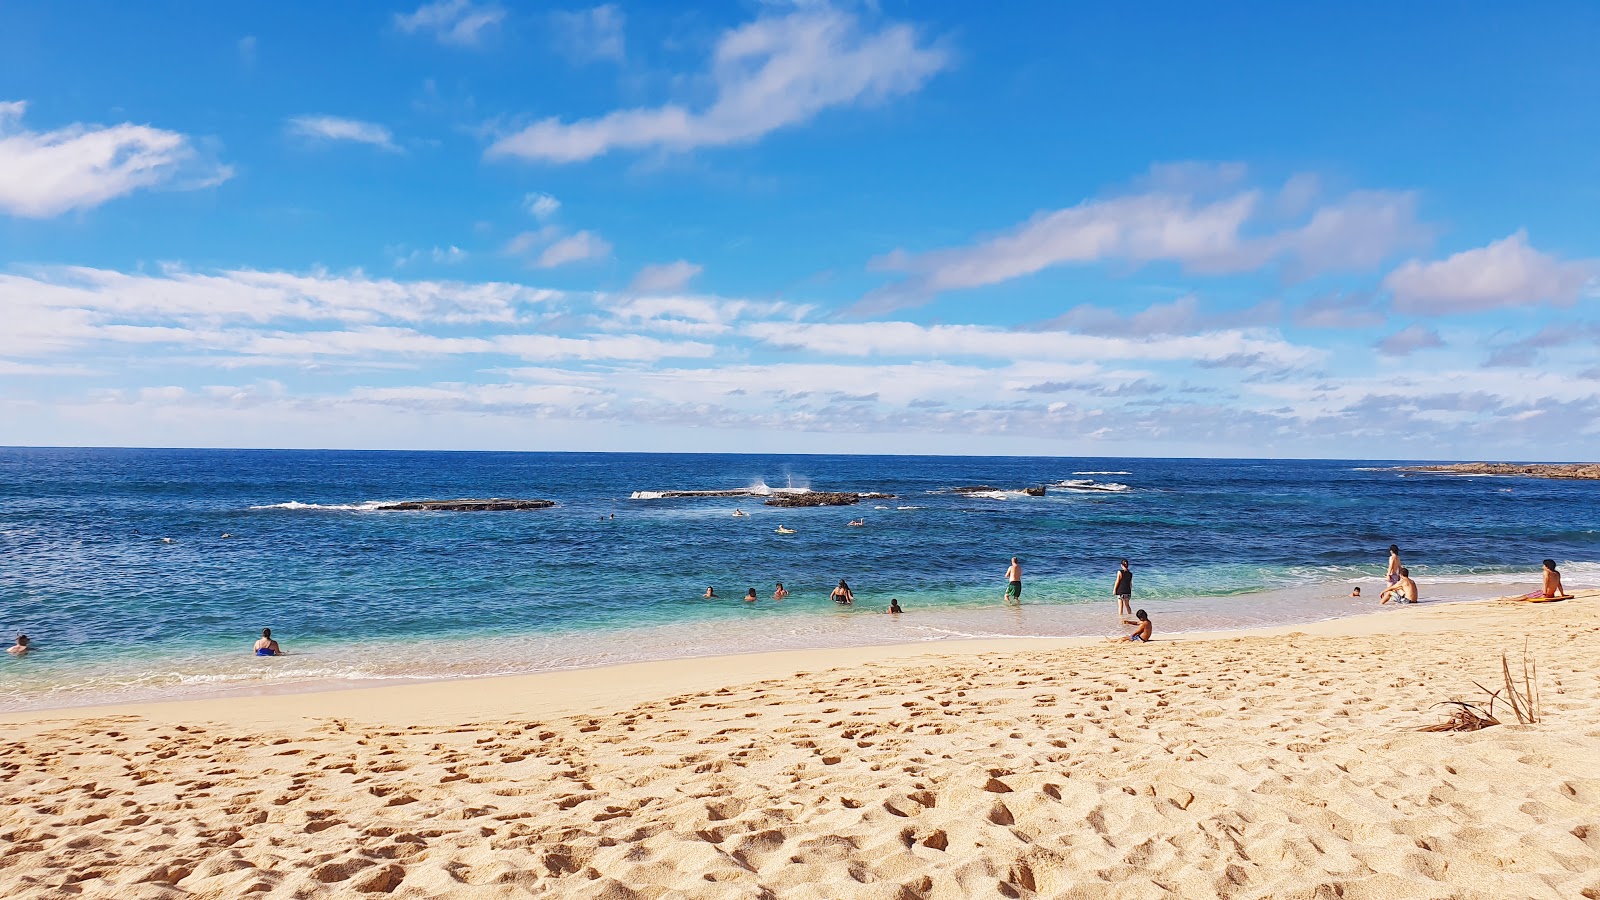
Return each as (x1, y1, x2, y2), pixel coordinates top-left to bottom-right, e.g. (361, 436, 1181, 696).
(629, 260, 702, 293)
(487, 7, 947, 163)
(395, 0, 505, 47)
(1384, 231, 1596, 315)
(0, 100, 232, 218)
(860, 169, 1428, 312)
(1029, 294, 1281, 337)
(286, 115, 400, 152)
(524, 191, 560, 219)
(743, 320, 1321, 370)
(552, 5, 626, 63)
(1375, 324, 1445, 356)
(535, 230, 612, 268)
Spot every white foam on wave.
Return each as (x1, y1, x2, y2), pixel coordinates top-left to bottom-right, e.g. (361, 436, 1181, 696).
(1072, 471, 1131, 475)
(896, 505, 926, 510)
(964, 490, 1015, 500)
(248, 500, 387, 511)
(1054, 479, 1129, 492)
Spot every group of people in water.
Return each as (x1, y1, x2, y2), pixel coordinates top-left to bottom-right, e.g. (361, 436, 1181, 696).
(4, 547, 1571, 662)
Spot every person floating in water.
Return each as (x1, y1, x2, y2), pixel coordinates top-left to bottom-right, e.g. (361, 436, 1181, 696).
(1386, 544, 1403, 587)
(254, 628, 282, 656)
(1004, 557, 1022, 604)
(848, 518, 865, 527)
(744, 587, 758, 603)
(1350, 587, 1362, 598)
(886, 598, 903, 614)
(704, 586, 717, 599)
(772, 582, 789, 600)
(1111, 610, 1153, 643)
(1521, 559, 1566, 599)
(830, 579, 854, 605)
(7, 634, 30, 656)
(1380, 568, 1418, 604)
(1113, 559, 1133, 617)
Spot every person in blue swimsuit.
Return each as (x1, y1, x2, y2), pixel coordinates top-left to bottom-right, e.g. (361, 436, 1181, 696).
(253, 628, 282, 656)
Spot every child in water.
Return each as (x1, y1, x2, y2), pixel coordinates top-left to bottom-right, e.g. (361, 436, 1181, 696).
(887, 599, 903, 614)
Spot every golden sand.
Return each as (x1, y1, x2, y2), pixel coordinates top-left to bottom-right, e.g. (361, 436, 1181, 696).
(3, 593, 1598, 898)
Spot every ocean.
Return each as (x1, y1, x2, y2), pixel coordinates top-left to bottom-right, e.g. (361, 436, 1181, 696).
(1, 448, 1595, 712)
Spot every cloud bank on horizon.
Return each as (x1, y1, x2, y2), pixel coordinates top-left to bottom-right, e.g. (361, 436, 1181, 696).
(1, 2, 1597, 457)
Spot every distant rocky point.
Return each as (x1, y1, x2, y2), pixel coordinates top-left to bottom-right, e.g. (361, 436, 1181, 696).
(1394, 463, 1600, 481)
(376, 499, 557, 511)
(763, 491, 895, 507)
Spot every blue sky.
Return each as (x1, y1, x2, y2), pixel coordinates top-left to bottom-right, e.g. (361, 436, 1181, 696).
(2, 1, 1597, 457)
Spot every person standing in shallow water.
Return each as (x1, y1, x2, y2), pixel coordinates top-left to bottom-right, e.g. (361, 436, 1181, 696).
(1386, 545, 1402, 587)
(1004, 557, 1022, 604)
(1113, 559, 1133, 618)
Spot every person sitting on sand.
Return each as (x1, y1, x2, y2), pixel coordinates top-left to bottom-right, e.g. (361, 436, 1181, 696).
(7, 634, 30, 656)
(830, 579, 854, 605)
(1380, 568, 1418, 604)
(704, 586, 717, 599)
(744, 587, 758, 603)
(1521, 559, 1565, 599)
(254, 628, 282, 656)
(1350, 587, 1361, 598)
(1111, 610, 1153, 643)
(773, 582, 789, 600)
(887, 598, 903, 614)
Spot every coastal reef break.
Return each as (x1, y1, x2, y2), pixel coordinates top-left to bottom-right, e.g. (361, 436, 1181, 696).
(375, 499, 557, 511)
(1395, 463, 1600, 480)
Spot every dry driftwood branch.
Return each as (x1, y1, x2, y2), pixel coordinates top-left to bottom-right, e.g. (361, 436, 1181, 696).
(1424, 645, 1540, 731)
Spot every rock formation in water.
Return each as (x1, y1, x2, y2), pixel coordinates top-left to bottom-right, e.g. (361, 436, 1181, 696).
(376, 499, 557, 511)
(763, 492, 896, 507)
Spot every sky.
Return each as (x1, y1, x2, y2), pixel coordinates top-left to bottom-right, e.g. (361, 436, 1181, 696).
(2, 1, 1598, 458)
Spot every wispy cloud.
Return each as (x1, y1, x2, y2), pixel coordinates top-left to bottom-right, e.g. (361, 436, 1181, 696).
(0, 100, 232, 218)
(1375, 323, 1445, 356)
(488, 6, 947, 163)
(503, 228, 612, 268)
(394, 0, 505, 47)
(858, 167, 1430, 313)
(524, 191, 560, 219)
(551, 5, 625, 63)
(1384, 230, 1596, 315)
(286, 115, 401, 152)
(629, 260, 702, 293)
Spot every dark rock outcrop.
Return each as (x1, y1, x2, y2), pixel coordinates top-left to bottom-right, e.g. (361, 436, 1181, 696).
(764, 492, 867, 507)
(375, 499, 556, 511)
(1023, 485, 1047, 496)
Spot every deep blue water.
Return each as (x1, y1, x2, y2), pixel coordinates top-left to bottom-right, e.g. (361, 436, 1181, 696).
(1, 449, 1595, 710)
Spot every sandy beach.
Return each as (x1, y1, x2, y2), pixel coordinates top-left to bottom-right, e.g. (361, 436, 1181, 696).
(4, 593, 1598, 899)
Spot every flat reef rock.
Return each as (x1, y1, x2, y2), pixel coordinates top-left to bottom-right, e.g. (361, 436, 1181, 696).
(375, 498, 557, 511)
(1394, 463, 1600, 481)
(763, 491, 895, 507)
(950, 484, 1049, 496)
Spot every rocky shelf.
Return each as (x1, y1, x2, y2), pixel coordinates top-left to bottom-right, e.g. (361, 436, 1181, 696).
(951, 485, 1048, 496)
(1393, 463, 1600, 480)
(375, 499, 557, 511)
(763, 492, 896, 508)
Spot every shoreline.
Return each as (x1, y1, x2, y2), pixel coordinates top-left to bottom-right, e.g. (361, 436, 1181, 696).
(5, 589, 1586, 727)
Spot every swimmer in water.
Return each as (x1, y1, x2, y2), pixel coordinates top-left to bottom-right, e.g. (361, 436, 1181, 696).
(887, 598, 902, 614)
(848, 518, 865, 527)
(744, 587, 758, 602)
(830, 580, 854, 605)
(8, 634, 31, 656)
(704, 586, 717, 599)
(253, 628, 281, 656)
(1350, 587, 1361, 598)
(773, 582, 789, 600)
(733, 509, 747, 517)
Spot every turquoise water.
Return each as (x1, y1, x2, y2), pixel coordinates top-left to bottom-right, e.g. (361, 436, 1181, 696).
(1, 449, 1595, 710)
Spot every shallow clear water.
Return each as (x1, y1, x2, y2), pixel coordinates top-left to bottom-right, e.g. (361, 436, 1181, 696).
(1, 449, 1595, 711)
